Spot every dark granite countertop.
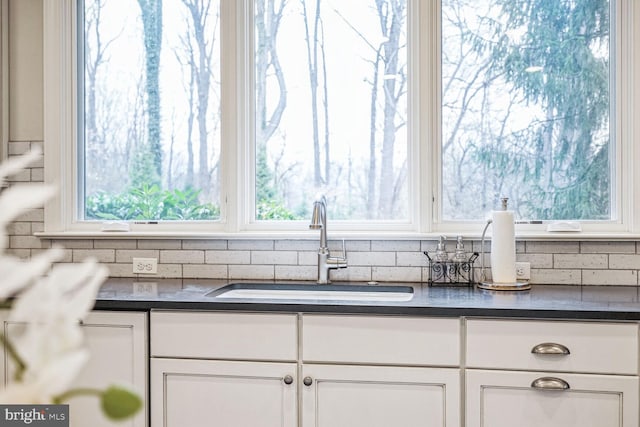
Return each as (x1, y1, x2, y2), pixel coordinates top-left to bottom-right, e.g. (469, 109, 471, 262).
(94, 278, 640, 321)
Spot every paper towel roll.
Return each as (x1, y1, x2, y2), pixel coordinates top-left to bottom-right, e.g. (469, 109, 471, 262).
(490, 210, 516, 284)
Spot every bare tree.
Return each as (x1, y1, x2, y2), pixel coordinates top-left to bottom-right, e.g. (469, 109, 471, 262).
(301, 0, 329, 187)
(374, 0, 407, 218)
(181, 0, 218, 198)
(255, 0, 287, 204)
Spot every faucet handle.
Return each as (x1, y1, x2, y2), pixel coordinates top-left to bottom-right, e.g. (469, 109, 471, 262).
(329, 239, 347, 261)
(336, 239, 347, 261)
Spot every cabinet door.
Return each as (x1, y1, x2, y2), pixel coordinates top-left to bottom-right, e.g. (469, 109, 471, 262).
(466, 369, 639, 427)
(2, 310, 148, 427)
(151, 358, 297, 427)
(301, 364, 460, 427)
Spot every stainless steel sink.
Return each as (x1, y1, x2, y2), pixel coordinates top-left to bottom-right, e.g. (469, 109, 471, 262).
(206, 283, 414, 302)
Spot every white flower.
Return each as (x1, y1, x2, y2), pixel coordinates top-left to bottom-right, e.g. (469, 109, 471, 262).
(8, 259, 108, 399)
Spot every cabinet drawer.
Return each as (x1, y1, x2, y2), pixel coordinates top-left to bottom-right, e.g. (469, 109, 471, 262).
(466, 319, 639, 375)
(151, 311, 297, 361)
(302, 315, 460, 366)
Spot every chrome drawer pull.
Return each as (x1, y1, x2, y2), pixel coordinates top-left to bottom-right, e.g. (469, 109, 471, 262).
(531, 342, 570, 355)
(531, 377, 570, 390)
(283, 375, 294, 385)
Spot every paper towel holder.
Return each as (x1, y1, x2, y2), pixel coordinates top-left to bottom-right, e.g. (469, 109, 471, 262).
(477, 199, 531, 291)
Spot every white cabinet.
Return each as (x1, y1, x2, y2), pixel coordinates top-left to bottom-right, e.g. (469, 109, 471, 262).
(301, 364, 459, 427)
(466, 369, 638, 427)
(465, 319, 639, 427)
(151, 358, 297, 427)
(301, 314, 461, 427)
(1, 310, 148, 427)
(150, 311, 461, 427)
(150, 311, 640, 427)
(150, 311, 298, 427)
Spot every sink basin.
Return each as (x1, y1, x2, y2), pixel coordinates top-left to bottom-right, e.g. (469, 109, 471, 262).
(206, 283, 414, 302)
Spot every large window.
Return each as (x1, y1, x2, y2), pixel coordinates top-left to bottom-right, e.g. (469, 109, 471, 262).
(441, 0, 612, 222)
(254, 1, 408, 221)
(44, 0, 638, 235)
(80, 0, 221, 222)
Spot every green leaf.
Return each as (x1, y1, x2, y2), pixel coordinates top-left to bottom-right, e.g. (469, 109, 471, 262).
(101, 384, 143, 421)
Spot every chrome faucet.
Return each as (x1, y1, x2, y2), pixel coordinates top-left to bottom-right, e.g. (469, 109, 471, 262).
(309, 195, 347, 283)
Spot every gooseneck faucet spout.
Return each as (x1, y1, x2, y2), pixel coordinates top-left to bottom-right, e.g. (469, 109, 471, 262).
(309, 195, 347, 284)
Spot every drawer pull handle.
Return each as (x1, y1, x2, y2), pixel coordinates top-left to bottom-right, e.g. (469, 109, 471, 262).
(531, 342, 570, 355)
(531, 377, 570, 391)
(303, 377, 313, 387)
(283, 375, 294, 385)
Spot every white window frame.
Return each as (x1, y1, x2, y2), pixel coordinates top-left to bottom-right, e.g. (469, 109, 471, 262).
(42, 0, 640, 239)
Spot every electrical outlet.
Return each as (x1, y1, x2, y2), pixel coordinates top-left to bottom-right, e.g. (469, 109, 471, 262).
(515, 262, 530, 280)
(132, 257, 158, 274)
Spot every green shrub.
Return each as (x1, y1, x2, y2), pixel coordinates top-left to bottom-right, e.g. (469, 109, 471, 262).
(86, 185, 220, 221)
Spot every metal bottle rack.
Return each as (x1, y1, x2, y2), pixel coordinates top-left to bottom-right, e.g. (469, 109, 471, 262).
(423, 252, 479, 286)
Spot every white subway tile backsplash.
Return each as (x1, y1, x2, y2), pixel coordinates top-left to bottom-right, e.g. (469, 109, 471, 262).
(553, 254, 608, 269)
(155, 264, 183, 278)
(297, 251, 318, 266)
(274, 239, 319, 251)
(116, 250, 160, 263)
(160, 250, 205, 264)
(526, 241, 580, 254)
(609, 254, 640, 270)
(138, 239, 181, 249)
(8, 141, 31, 155)
(30, 222, 44, 233)
(14, 208, 44, 222)
(348, 251, 395, 267)
(228, 264, 275, 280)
(275, 265, 317, 281)
(206, 250, 251, 265)
(372, 266, 421, 282)
(581, 241, 636, 254)
(7, 222, 31, 235)
(51, 239, 93, 249)
(183, 264, 227, 279)
(228, 239, 274, 250)
(33, 248, 73, 263)
(9, 235, 42, 249)
(6, 248, 31, 259)
(396, 251, 428, 267)
(30, 168, 44, 182)
(531, 269, 581, 285)
(251, 250, 297, 265)
(344, 240, 371, 252)
(72, 249, 115, 263)
(583, 269, 637, 286)
(371, 240, 420, 252)
(7, 170, 31, 182)
(516, 253, 553, 268)
(105, 263, 136, 278)
(183, 240, 228, 250)
(329, 266, 372, 282)
(94, 239, 137, 249)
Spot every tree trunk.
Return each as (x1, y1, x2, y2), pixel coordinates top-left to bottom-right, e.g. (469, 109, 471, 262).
(137, 0, 163, 185)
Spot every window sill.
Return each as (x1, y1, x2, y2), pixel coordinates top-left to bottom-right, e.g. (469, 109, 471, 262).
(34, 230, 640, 241)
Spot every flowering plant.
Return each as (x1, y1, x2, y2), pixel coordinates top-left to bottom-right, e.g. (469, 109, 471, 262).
(0, 149, 141, 420)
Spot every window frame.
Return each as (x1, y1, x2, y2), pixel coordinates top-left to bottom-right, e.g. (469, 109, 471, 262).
(42, 0, 640, 239)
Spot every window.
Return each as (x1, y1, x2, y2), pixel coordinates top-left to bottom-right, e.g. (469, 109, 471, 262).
(253, 1, 408, 222)
(79, 0, 221, 222)
(44, 0, 639, 236)
(440, 0, 613, 223)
